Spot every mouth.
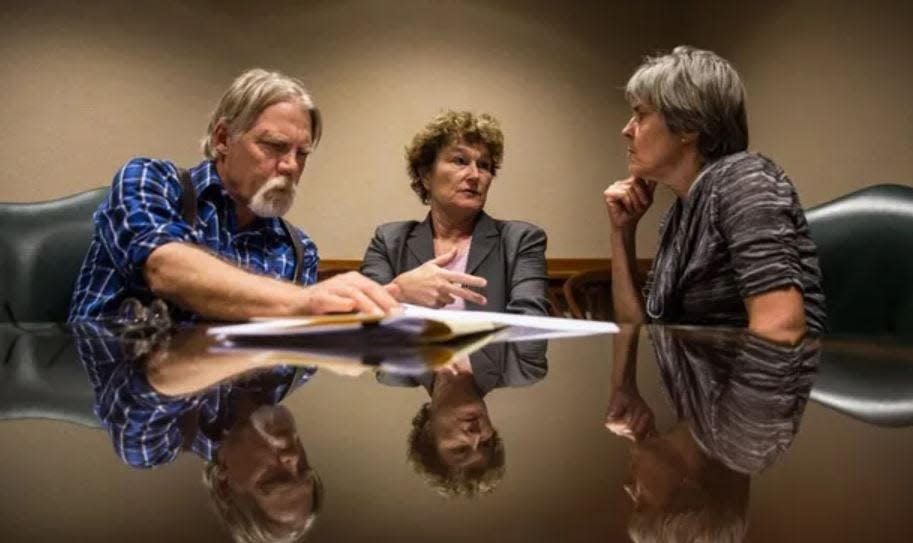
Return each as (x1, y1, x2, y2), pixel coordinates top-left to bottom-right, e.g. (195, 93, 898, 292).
(267, 181, 295, 199)
(269, 186, 294, 198)
(458, 189, 481, 196)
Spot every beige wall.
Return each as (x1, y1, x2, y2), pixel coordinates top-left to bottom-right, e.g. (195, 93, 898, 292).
(682, 0, 913, 208)
(1, 0, 911, 259)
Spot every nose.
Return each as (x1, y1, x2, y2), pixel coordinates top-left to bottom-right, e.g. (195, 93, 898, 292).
(277, 448, 300, 472)
(623, 482, 637, 502)
(277, 151, 300, 176)
(622, 116, 635, 139)
(464, 419, 493, 450)
(466, 161, 480, 180)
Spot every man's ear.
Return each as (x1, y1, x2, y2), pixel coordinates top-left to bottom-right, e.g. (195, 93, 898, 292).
(212, 121, 231, 156)
(213, 465, 232, 498)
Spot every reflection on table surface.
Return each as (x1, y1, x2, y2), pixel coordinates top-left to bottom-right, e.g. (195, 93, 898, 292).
(2, 321, 912, 542)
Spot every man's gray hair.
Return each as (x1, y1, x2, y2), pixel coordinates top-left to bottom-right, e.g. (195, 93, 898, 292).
(625, 46, 748, 161)
(201, 68, 322, 159)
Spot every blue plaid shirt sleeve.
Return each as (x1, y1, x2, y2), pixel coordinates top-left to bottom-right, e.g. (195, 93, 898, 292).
(75, 321, 318, 468)
(74, 323, 191, 468)
(96, 158, 200, 291)
(100, 366, 194, 468)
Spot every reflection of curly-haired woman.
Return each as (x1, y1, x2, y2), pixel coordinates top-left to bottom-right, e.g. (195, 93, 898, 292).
(408, 395, 505, 498)
(379, 341, 548, 498)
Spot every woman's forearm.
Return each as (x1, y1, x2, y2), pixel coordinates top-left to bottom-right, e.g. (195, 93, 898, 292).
(610, 229, 647, 324)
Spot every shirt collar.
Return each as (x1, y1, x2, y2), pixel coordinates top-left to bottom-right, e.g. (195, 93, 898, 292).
(189, 159, 224, 198)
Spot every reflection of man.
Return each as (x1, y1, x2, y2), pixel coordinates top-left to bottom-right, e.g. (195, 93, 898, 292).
(605, 326, 817, 543)
(74, 323, 322, 541)
(69, 68, 396, 322)
(381, 341, 547, 497)
(205, 404, 322, 542)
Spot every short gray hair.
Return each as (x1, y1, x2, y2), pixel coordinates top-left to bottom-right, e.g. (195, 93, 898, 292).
(626, 46, 748, 161)
(203, 461, 323, 543)
(201, 68, 322, 159)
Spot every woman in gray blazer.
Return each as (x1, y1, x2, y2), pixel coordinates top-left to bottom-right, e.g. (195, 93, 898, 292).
(360, 111, 549, 316)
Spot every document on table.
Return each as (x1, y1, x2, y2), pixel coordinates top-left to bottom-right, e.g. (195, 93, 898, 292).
(398, 304, 618, 341)
(207, 304, 618, 343)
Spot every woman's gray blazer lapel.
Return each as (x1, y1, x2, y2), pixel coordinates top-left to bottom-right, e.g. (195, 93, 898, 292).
(466, 212, 505, 312)
(467, 212, 499, 276)
(402, 215, 435, 270)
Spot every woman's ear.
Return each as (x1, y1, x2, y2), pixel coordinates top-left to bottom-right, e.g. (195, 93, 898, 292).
(680, 131, 699, 145)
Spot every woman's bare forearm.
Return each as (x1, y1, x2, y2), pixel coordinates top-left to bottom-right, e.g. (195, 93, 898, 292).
(610, 229, 646, 324)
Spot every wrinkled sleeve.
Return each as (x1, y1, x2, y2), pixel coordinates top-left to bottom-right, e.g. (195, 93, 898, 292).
(714, 161, 804, 299)
(96, 159, 200, 292)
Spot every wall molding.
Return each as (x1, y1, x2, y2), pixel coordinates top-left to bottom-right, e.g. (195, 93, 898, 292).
(318, 258, 652, 279)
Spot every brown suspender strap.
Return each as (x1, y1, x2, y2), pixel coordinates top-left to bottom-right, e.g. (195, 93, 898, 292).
(281, 367, 308, 401)
(177, 168, 197, 226)
(280, 218, 305, 283)
(176, 167, 304, 282)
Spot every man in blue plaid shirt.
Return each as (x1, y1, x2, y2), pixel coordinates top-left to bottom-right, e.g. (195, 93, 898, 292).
(69, 68, 398, 322)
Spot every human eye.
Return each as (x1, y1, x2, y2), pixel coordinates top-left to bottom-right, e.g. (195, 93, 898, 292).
(259, 141, 280, 153)
(451, 155, 469, 166)
(478, 160, 493, 173)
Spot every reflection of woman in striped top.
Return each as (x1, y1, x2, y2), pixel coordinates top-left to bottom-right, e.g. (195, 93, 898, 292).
(604, 46, 826, 343)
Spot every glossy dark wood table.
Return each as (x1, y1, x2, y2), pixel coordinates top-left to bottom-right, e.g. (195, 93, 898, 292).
(1, 322, 912, 542)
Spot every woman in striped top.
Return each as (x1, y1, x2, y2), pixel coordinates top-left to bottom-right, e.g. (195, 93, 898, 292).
(604, 46, 826, 342)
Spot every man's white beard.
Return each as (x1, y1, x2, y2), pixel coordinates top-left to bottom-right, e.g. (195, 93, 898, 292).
(248, 175, 296, 218)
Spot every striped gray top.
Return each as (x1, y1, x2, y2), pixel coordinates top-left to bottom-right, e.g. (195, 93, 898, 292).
(645, 152, 827, 333)
(649, 326, 818, 474)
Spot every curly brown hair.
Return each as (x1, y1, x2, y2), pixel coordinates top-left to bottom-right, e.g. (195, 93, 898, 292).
(405, 111, 505, 204)
(406, 402, 506, 498)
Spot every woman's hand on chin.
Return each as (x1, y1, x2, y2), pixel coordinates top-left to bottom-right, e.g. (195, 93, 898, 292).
(391, 249, 488, 308)
(604, 176, 656, 232)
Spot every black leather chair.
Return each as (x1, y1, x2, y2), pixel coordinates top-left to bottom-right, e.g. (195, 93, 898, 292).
(0, 188, 107, 323)
(0, 323, 100, 428)
(805, 184, 913, 338)
(810, 347, 913, 427)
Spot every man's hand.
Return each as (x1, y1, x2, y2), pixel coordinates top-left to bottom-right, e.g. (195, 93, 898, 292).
(605, 387, 656, 442)
(303, 271, 401, 316)
(604, 177, 657, 232)
(391, 249, 488, 308)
